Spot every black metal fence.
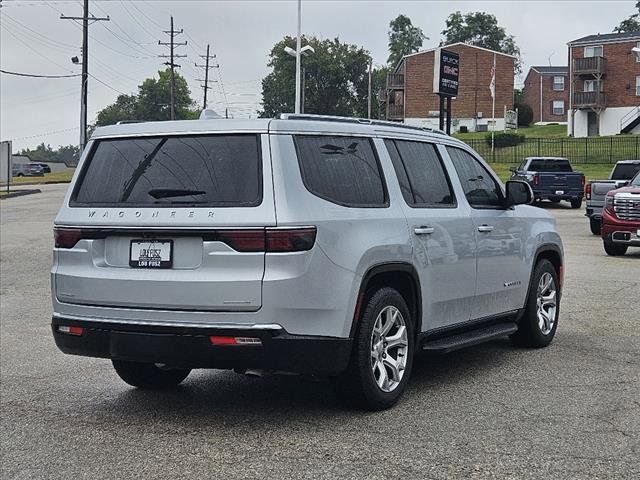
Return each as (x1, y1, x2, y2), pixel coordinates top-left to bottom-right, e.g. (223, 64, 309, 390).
(462, 136, 640, 164)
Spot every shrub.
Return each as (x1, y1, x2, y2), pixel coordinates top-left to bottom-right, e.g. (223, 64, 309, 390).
(515, 103, 533, 127)
(485, 132, 526, 148)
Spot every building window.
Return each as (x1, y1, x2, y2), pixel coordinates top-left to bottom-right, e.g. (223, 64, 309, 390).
(636, 76, 640, 96)
(553, 76, 565, 91)
(584, 79, 600, 92)
(584, 45, 603, 57)
(552, 101, 565, 115)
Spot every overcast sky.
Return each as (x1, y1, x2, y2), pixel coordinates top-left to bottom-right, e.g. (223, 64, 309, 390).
(0, 0, 633, 151)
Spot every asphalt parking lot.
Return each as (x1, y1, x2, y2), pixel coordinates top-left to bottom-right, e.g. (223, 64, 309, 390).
(1, 184, 639, 479)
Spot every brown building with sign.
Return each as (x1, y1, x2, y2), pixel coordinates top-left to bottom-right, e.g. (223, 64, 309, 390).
(523, 66, 569, 124)
(385, 42, 515, 132)
(567, 31, 640, 137)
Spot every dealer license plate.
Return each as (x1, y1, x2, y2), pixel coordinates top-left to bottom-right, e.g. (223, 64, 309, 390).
(129, 240, 173, 268)
(637, 229, 640, 238)
(555, 190, 564, 195)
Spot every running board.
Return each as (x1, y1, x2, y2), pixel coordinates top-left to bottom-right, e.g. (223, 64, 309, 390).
(421, 322, 518, 354)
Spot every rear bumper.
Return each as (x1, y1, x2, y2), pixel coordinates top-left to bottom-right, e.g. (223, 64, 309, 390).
(52, 315, 352, 375)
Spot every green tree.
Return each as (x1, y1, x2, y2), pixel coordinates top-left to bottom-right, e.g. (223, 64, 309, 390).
(614, 1, 640, 32)
(441, 11, 522, 73)
(260, 36, 371, 118)
(95, 69, 198, 126)
(387, 15, 427, 66)
(19, 143, 80, 166)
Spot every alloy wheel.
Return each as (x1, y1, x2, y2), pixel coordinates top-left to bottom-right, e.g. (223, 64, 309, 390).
(370, 305, 409, 392)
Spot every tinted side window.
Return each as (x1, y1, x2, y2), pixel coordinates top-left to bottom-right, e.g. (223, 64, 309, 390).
(385, 139, 455, 207)
(447, 147, 503, 208)
(294, 136, 387, 207)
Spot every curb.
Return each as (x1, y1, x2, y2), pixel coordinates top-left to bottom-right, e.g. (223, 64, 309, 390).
(1, 180, 71, 187)
(0, 189, 42, 200)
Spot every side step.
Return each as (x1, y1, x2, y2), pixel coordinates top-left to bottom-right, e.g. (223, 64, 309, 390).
(421, 322, 518, 354)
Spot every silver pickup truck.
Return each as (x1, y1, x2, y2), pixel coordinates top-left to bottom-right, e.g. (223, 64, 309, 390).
(585, 160, 640, 234)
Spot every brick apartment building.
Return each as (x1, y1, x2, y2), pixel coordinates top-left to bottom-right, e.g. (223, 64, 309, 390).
(385, 42, 515, 132)
(567, 31, 640, 137)
(523, 66, 569, 124)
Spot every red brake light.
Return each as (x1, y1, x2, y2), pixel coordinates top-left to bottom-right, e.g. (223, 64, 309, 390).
(209, 336, 261, 346)
(54, 227, 83, 248)
(266, 227, 317, 252)
(581, 175, 586, 188)
(533, 174, 540, 186)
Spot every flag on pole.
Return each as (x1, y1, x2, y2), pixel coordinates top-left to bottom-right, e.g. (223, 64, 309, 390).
(489, 63, 496, 98)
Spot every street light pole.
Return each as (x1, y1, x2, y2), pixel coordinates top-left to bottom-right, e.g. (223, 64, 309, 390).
(294, 0, 302, 113)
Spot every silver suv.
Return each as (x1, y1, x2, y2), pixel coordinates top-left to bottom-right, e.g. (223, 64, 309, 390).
(51, 115, 563, 410)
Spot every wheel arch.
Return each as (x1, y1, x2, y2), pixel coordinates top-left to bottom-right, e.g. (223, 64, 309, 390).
(530, 243, 564, 297)
(349, 262, 421, 339)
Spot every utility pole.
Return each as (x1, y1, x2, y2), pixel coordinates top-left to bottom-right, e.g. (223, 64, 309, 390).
(195, 44, 218, 110)
(61, 0, 109, 151)
(159, 16, 187, 120)
(367, 59, 372, 119)
(294, 0, 302, 113)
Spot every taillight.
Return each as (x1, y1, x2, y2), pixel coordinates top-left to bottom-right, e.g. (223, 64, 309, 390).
(209, 227, 316, 252)
(581, 175, 586, 189)
(266, 227, 317, 252)
(209, 336, 262, 346)
(54, 227, 83, 248)
(585, 182, 592, 200)
(533, 174, 540, 186)
(214, 230, 266, 252)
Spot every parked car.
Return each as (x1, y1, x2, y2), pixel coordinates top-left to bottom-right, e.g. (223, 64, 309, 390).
(510, 157, 585, 208)
(12, 163, 44, 177)
(30, 162, 52, 173)
(51, 115, 564, 410)
(601, 171, 640, 256)
(585, 160, 640, 235)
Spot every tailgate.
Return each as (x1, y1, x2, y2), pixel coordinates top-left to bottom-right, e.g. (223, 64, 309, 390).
(538, 172, 582, 189)
(54, 132, 275, 312)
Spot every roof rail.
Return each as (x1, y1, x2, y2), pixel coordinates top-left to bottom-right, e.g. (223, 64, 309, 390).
(279, 113, 447, 135)
(115, 120, 143, 125)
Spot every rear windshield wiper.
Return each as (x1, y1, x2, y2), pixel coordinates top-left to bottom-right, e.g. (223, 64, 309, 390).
(147, 188, 207, 199)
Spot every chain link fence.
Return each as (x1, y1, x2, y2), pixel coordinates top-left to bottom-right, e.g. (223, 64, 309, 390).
(462, 136, 640, 164)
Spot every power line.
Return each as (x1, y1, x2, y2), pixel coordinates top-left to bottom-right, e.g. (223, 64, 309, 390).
(0, 69, 80, 78)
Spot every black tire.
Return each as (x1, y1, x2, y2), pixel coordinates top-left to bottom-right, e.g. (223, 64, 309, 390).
(603, 237, 627, 256)
(570, 198, 582, 209)
(332, 287, 414, 411)
(589, 218, 601, 235)
(112, 360, 191, 389)
(511, 259, 559, 348)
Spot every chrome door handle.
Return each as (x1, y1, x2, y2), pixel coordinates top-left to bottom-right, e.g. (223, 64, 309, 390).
(477, 225, 494, 233)
(414, 226, 435, 235)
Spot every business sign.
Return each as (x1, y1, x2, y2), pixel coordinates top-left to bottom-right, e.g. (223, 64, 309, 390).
(433, 48, 459, 97)
(505, 109, 518, 129)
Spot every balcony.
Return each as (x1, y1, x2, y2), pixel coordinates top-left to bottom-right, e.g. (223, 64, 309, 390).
(387, 104, 404, 120)
(573, 91, 606, 108)
(573, 56, 606, 76)
(387, 73, 405, 89)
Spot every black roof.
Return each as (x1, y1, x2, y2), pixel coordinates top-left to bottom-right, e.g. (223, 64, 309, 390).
(569, 31, 640, 45)
(530, 66, 568, 75)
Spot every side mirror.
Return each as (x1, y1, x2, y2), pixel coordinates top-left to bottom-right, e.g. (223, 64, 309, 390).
(505, 180, 533, 207)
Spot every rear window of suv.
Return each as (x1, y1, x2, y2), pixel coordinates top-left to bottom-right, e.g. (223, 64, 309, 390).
(294, 135, 387, 207)
(71, 134, 262, 207)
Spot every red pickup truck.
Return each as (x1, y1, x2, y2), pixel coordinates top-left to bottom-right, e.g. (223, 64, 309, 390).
(601, 172, 640, 256)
